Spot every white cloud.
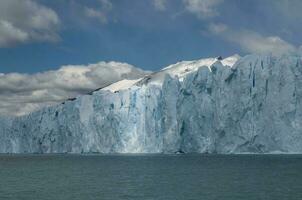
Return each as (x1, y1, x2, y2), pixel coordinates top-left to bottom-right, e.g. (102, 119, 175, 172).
(183, 0, 223, 19)
(84, 0, 113, 24)
(0, 0, 60, 47)
(208, 23, 296, 55)
(99, 0, 113, 11)
(208, 23, 227, 34)
(153, 0, 167, 11)
(0, 20, 28, 46)
(0, 61, 149, 116)
(84, 7, 108, 24)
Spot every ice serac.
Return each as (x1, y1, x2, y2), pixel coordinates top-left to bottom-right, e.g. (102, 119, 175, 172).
(1, 53, 302, 153)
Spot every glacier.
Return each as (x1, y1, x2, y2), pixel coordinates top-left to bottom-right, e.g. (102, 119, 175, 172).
(1, 53, 302, 154)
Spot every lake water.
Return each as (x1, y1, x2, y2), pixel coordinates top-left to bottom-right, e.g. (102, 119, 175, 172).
(0, 154, 301, 200)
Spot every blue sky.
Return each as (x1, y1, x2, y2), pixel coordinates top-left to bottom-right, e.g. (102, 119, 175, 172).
(1, 0, 301, 73)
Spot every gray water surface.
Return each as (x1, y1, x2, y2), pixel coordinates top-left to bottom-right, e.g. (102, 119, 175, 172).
(0, 154, 301, 200)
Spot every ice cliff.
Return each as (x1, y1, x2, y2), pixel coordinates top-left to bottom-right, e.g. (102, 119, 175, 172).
(1, 53, 302, 154)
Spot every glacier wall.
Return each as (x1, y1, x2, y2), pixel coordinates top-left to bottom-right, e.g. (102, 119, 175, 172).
(1, 54, 302, 153)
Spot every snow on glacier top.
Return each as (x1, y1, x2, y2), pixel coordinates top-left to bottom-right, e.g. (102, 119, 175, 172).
(161, 54, 240, 79)
(102, 55, 241, 92)
(102, 78, 142, 92)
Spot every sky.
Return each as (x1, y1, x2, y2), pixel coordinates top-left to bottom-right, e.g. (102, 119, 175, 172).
(1, 0, 302, 115)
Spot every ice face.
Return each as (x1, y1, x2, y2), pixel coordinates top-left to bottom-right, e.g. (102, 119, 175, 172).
(1, 53, 302, 153)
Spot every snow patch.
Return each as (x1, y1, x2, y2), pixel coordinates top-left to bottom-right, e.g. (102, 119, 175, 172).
(102, 78, 142, 92)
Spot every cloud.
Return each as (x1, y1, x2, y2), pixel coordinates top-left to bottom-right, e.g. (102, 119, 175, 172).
(84, 0, 113, 24)
(183, 0, 223, 19)
(0, 20, 28, 46)
(0, 0, 60, 47)
(208, 23, 296, 55)
(0, 61, 149, 116)
(153, 0, 167, 11)
(208, 23, 227, 34)
(84, 7, 108, 24)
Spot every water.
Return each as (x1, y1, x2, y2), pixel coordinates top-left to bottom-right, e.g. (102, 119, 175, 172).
(0, 154, 302, 200)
